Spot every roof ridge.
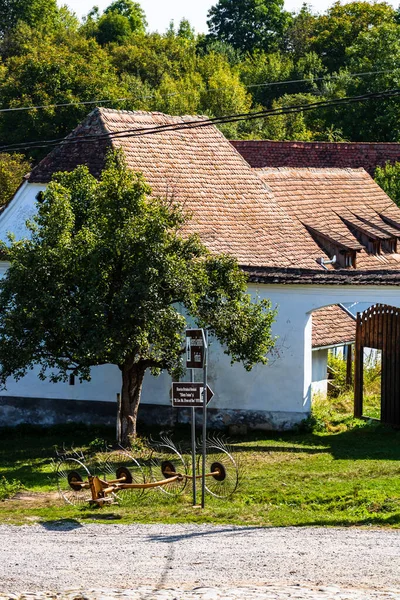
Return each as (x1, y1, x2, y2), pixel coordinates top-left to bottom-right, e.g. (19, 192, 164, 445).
(97, 106, 209, 121)
(254, 166, 366, 174)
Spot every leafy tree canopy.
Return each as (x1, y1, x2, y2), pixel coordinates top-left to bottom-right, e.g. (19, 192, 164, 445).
(207, 0, 291, 52)
(84, 0, 147, 45)
(0, 0, 59, 38)
(0, 150, 277, 443)
(310, 1, 396, 71)
(0, 153, 30, 207)
(0, 36, 130, 153)
(375, 161, 400, 206)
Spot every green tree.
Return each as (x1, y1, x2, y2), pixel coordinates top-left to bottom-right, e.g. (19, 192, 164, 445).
(207, 0, 291, 53)
(320, 22, 400, 141)
(86, 0, 147, 45)
(0, 36, 130, 156)
(0, 153, 30, 207)
(110, 32, 197, 88)
(0, 151, 276, 444)
(0, 0, 59, 39)
(310, 1, 396, 71)
(283, 3, 317, 57)
(375, 162, 400, 206)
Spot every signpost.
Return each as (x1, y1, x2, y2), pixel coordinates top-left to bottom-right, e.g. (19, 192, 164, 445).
(172, 328, 212, 507)
(185, 329, 205, 369)
(171, 383, 213, 407)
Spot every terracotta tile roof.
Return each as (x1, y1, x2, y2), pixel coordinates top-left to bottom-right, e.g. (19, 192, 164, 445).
(255, 167, 400, 270)
(28, 108, 322, 269)
(312, 304, 356, 349)
(231, 140, 400, 176)
(26, 109, 400, 280)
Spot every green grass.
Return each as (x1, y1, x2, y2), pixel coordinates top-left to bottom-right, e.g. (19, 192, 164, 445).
(0, 417, 400, 527)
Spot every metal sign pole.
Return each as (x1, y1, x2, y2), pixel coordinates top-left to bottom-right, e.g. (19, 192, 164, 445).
(190, 369, 196, 506)
(201, 330, 208, 509)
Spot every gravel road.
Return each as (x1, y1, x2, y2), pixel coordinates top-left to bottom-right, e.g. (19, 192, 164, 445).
(0, 523, 400, 597)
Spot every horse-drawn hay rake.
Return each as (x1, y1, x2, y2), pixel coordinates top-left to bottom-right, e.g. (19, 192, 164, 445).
(55, 437, 239, 507)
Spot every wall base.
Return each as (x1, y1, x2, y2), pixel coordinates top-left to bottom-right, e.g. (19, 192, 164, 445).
(0, 396, 308, 431)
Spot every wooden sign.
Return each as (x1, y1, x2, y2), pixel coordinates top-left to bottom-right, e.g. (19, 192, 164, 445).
(186, 329, 205, 369)
(171, 382, 214, 407)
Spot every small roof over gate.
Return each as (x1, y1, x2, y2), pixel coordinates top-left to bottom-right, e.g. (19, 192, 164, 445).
(312, 304, 356, 349)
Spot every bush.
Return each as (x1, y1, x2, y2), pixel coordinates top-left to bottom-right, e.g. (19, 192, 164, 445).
(0, 476, 22, 501)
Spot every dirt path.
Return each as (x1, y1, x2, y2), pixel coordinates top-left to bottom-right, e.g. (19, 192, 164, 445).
(0, 524, 400, 595)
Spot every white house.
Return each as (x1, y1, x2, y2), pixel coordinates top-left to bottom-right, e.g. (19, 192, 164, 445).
(1, 108, 400, 430)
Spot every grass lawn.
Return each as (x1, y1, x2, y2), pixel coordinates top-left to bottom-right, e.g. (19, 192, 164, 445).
(0, 408, 400, 527)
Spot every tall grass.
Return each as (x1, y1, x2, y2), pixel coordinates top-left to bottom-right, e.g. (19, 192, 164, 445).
(312, 350, 382, 431)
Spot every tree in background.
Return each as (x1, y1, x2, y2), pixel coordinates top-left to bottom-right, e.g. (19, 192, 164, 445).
(207, 0, 290, 53)
(0, 0, 59, 39)
(375, 162, 400, 206)
(0, 0, 399, 152)
(310, 1, 395, 72)
(0, 153, 30, 207)
(83, 0, 147, 45)
(0, 36, 130, 154)
(0, 151, 277, 444)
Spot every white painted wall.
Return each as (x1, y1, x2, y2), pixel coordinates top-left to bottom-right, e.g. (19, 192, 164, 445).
(312, 348, 328, 396)
(1, 182, 400, 426)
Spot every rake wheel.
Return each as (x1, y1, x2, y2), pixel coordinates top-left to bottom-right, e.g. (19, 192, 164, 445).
(150, 437, 187, 496)
(56, 457, 92, 506)
(198, 438, 239, 499)
(100, 449, 146, 505)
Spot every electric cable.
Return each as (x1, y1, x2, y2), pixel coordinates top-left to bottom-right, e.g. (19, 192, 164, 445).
(1, 87, 400, 154)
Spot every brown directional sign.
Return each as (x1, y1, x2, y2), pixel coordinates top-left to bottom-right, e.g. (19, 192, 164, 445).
(171, 383, 214, 407)
(186, 329, 205, 369)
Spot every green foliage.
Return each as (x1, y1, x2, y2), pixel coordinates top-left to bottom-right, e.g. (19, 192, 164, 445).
(0, 150, 276, 436)
(95, 0, 147, 45)
(310, 1, 396, 72)
(312, 350, 382, 432)
(0, 475, 22, 500)
(0, 0, 399, 157)
(0, 0, 59, 39)
(0, 35, 129, 153)
(375, 161, 400, 206)
(207, 0, 291, 53)
(0, 153, 30, 207)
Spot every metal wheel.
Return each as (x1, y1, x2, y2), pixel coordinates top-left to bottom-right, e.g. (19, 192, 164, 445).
(100, 449, 146, 505)
(150, 438, 187, 496)
(56, 457, 91, 506)
(198, 439, 239, 498)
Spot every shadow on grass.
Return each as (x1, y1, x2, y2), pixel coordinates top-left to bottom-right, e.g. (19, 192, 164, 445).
(80, 512, 122, 521)
(231, 426, 400, 461)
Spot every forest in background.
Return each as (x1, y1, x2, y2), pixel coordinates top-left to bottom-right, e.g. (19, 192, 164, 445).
(1, 0, 400, 201)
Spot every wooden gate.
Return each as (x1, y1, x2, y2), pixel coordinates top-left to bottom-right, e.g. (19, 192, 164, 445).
(354, 304, 400, 426)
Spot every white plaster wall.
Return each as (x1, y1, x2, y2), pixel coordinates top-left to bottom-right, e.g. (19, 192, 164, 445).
(0, 182, 46, 242)
(1, 183, 400, 419)
(311, 348, 328, 396)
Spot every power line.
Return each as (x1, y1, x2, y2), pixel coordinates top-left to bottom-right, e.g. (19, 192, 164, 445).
(0, 69, 398, 115)
(246, 69, 399, 89)
(1, 87, 400, 154)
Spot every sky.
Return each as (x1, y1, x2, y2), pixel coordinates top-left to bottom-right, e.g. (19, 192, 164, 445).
(61, 0, 397, 33)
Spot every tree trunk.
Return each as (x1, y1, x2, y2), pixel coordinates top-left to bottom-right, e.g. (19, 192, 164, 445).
(117, 360, 146, 446)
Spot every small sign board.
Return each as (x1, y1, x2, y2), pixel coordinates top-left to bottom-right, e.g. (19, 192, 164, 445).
(171, 382, 214, 408)
(186, 329, 205, 369)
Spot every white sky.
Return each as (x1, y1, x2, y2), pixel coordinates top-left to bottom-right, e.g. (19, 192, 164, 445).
(61, 0, 397, 33)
